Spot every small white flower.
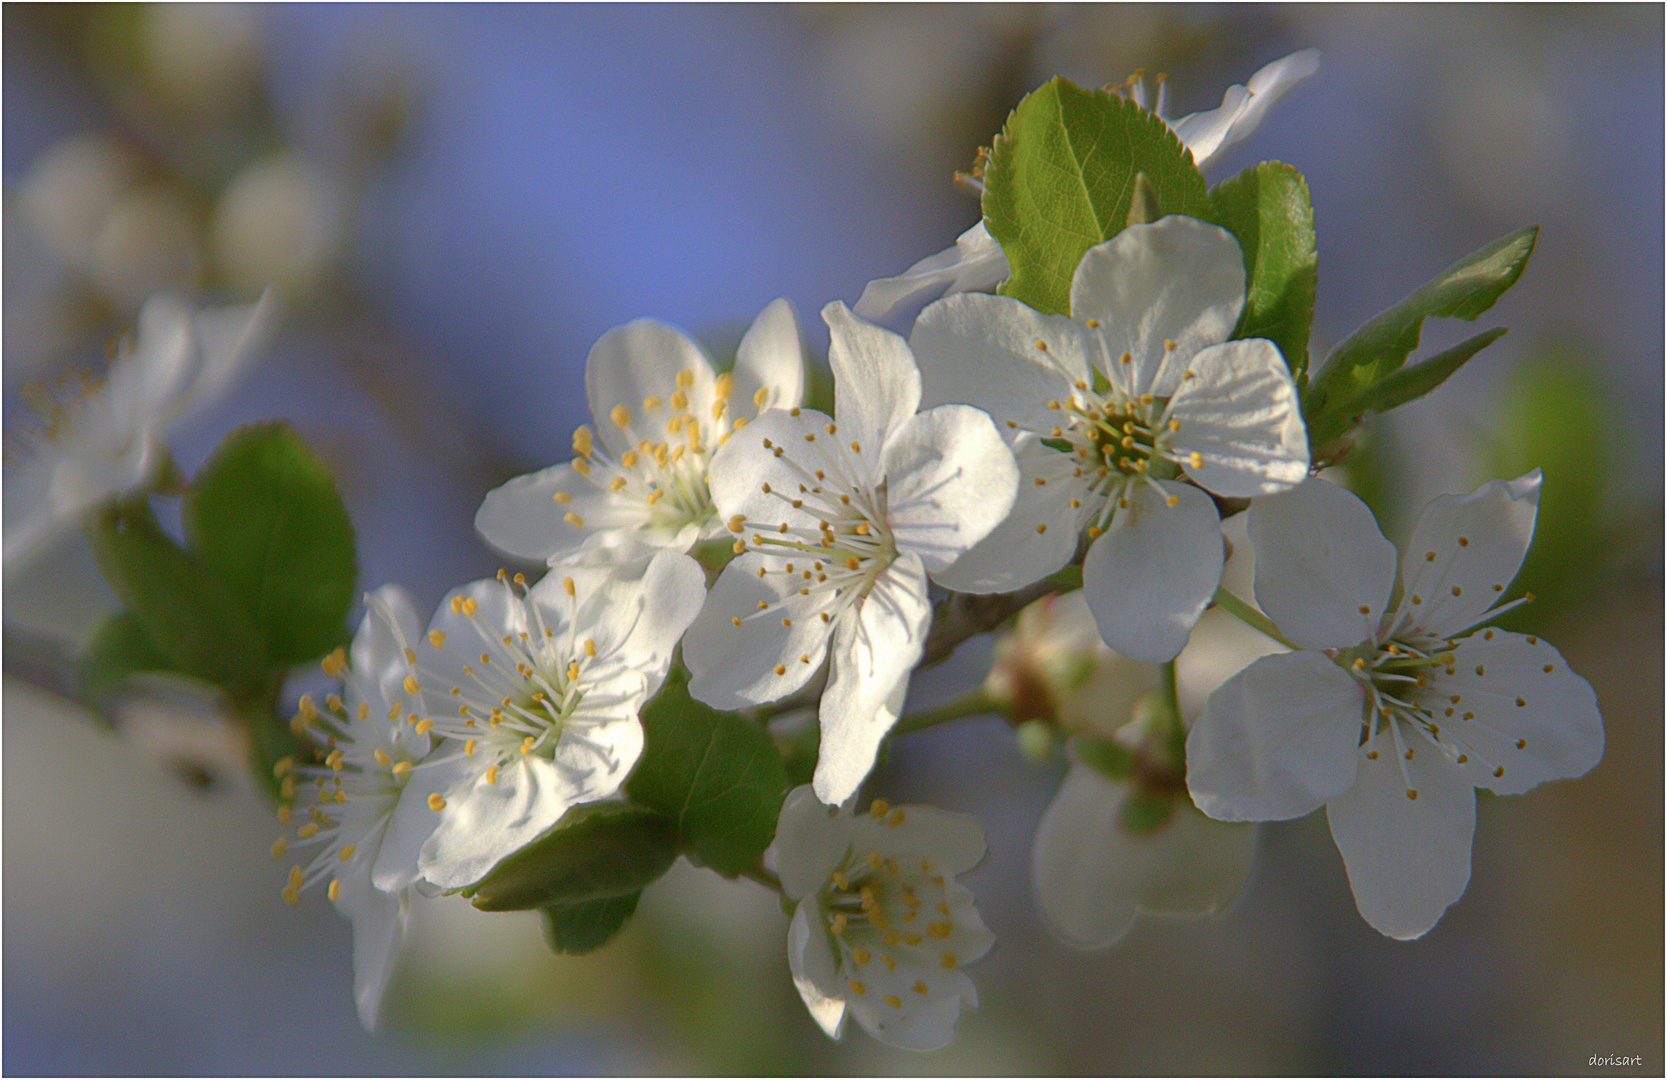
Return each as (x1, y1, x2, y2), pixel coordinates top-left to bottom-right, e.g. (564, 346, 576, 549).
(1186, 472, 1604, 939)
(4, 292, 275, 568)
(474, 299, 805, 562)
(684, 301, 1019, 805)
(911, 215, 1309, 663)
(272, 585, 438, 1032)
(396, 545, 706, 891)
(775, 786, 994, 1051)
(1032, 756, 1256, 951)
(853, 51, 1320, 332)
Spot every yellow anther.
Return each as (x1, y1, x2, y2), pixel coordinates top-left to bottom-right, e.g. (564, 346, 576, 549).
(521, 736, 536, 754)
(562, 576, 576, 597)
(882, 930, 901, 947)
(572, 426, 594, 456)
(270, 838, 287, 859)
(773, 664, 787, 676)
(392, 761, 413, 776)
(461, 597, 478, 617)
(1165, 495, 1179, 508)
(403, 675, 421, 695)
(328, 879, 341, 902)
(882, 994, 903, 1010)
(298, 823, 320, 839)
(1188, 451, 1204, 470)
(1036, 522, 1049, 533)
(620, 450, 638, 468)
(572, 457, 590, 475)
(414, 718, 435, 735)
(564, 511, 585, 528)
(883, 954, 897, 971)
(282, 887, 300, 906)
(273, 756, 295, 778)
(870, 799, 890, 819)
(642, 394, 663, 412)
(913, 980, 929, 995)
(849, 441, 861, 453)
(928, 920, 954, 939)
(373, 749, 392, 767)
(277, 804, 292, 824)
(852, 948, 871, 965)
(903, 932, 923, 947)
(675, 368, 695, 390)
(298, 695, 319, 721)
(1087, 525, 1103, 539)
(325, 748, 345, 771)
(610, 404, 632, 427)
(848, 980, 867, 997)
(321, 648, 348, 678)
(867, 852, 884, 870)
(428, 793, 446, 811)
(940, 951, 958, 969)
(338, 844, 357, 862)
(832, 914, 848, 934)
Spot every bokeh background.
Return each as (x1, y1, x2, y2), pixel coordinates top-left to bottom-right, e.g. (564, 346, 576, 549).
(4, 4, 1661, 1073)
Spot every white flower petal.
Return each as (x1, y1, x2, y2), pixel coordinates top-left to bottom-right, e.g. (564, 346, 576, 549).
(1399, 470, 1541, 637)
(419, 752, 605, 890)
(370, 757, 451, 893)
(788, 902, 848, 1040)
(882, 404, 1019, 575)
(705, 406, 836, 530)
(730, 297, 806, 418)
(172, 289, 278, 422)
(333, 873, 406, 1033)
(1069, 217, 1245, 398)
(853, 221, 1010, 335)
(1435, 630, 1603, 796)
(774, 785, 851, 898)
(812, 556, 931, 804)
(927, 436, 1087, 594)
(1034, 763, 1256, 949)
(1168, 338, 1309, 497)
(529, 547, 706, 687)
(474, 461, 614, 562)
(584, 318, 716, 459)
(910, 291, 1090, 429)
(1172, 50, 1322, 170)
(684, 553, 833, 709)
(1186, 651, 1364, 821)
(1249, 477, 1397, 651)
(823, 301, 921, 456)
(1326, 739, 1476, 940)
(1081, 480, 1223, 664)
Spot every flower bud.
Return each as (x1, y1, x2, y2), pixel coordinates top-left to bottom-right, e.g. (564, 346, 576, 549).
(17, 134, 143, 273)
(212, 153, 349, 301)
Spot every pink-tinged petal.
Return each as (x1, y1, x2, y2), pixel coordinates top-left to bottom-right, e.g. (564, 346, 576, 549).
(730, 297, 806, 418)
(1249, 477, 1397, 651)
(1187, 650, 1364, 821)
(1034, 763, 1257, 949)
(853, 221, 1010, 335)
(584, 319, 717, 459)
(705, 406, 838, 530)
(1168, 338, 1309, 497)
(882, 403, 1018, 575)
(1070, 217, 1245, 398)
(910, 291, 1090, 428)
(787, 902, 848, 1039)
(1326, 738, 1475, 940)
(823, 301, 921, 454)
(929, 436, 1089, 593)
(684, 553, 833, 710)
(1082, 480, 1223, 664)
(1399, 470, 1541, 637)
(1428, 630, 1603, 796)
(813, 556, 931, 804)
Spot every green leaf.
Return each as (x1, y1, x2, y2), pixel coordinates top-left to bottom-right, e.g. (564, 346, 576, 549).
(84, 503, 268, 692)
(983, 77, 1210, 316)
(1207, 162, 1318, 381)
(539, 892, 642, 956)
(1305, 226, 1538, 448)
(470, 802, 678, 912)
(183, 423, 357, 667)
(1362, 327, 1508, 415)
(79, 612, 180, 714)
(626, 680, 788, 877)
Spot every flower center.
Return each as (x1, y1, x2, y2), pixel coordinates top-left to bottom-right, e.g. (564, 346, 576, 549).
(1041, 377, 1189, 538)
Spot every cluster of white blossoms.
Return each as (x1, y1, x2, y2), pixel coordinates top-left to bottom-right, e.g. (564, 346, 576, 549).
(10, 46, 1604, 1056)
(268, 48, 1598, 1048)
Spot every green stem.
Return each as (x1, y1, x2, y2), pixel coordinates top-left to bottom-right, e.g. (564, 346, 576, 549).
(894, 688, 997, 735)
(1211, 586, 1296, 650)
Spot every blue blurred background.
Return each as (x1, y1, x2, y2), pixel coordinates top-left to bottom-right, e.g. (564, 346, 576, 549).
(5, 4, 1661, 1073)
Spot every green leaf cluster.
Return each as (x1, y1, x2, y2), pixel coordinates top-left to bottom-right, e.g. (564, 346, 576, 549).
(1304, 227, 1538, 453)
(80, 423, 357, 793)
(1205, 161, 1319, 381)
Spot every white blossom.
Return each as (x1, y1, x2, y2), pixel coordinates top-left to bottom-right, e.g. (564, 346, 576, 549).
(4, 292, 274, 568)
(684, 301, 1018, 805)
(775, 786, 994, 1051)
(272, 585, 439, 1032)
(911, 214, 1308, 663)
(394, 545, 706, 890)
(1186, 472, 1604, 938)
(474, 299, 805, 562)
(853, 50, 1320, 332)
